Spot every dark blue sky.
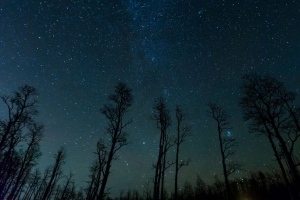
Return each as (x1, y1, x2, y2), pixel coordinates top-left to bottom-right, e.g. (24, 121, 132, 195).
(1, 0, 300, 196)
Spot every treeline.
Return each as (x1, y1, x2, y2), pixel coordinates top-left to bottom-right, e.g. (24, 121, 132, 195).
(0, 73, 299, 200)
(114, 171, 291, 200)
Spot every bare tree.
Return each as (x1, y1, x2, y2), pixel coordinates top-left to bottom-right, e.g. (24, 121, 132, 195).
(41, 146, 66, 200)
(22, 169, 41, 200)
(86, 139, 107, 200)
(152, 97, 173, 200)
(181, 181, 194, 200)
(33, 166, 53, 200)
(207, 103, 239, 200)
(239, 74, 300, 199)
(58, 171, 75, 200)
(174, 106, 192, 200)
(194, 174, 207, 199)
(0, 85, 38, 152)
(0, 85, 42, 199)
(143, 180, 152, 200)
(98, 83, 133, 200)
(85, 161, 99, 200)
(7, 123, 43, 200)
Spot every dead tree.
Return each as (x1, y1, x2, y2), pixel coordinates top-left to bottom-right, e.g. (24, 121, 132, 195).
(98, 83, 133, 200)
(85, 162, 99, 200)
(143, 180, 152, 200)
(33, 166, 52, 200)
(174, 106, 192, 200)
(86, 139, 107, 200)
(0, 85, 39, 198)
(0, 85, 38, 152)
(58, 171, 74, 200)
(152, 97, 172, 200)
(22, 169, 41, 200)
(207, 103, 239, 200)
(239, 74, 300, 199)
(7, 123, 43, 200)
(41, 146, 66, 200)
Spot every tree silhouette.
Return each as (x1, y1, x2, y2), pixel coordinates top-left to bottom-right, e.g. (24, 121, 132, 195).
(22, 168, 41, 200)
(7, 123, 43, 200)
(174, 106, 192, 200)
(207, 102, 239, 200)
(194, 174, 207, 199)
(152, 97, 173, 200)
(86, 139, 107, 200)
(0, 85, 43, 200)
(41, 146, 66, 200)
(3, 80, 300, 200)
(239, 74, 300, 199)
(181, 181, 194, 200)
(0, 85, 38, 151)
(143, 180, 152, 200)
(98, 82, 134, 200)
(58, 171, 75, 200)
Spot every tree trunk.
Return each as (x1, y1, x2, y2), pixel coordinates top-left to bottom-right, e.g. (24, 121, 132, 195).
(98, 141, 115, 200)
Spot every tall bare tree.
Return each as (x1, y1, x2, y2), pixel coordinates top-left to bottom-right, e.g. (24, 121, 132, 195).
(174, 106, 192, 200)
(239, 74, 300, 199)
(7, 123, 43, 200)
(41, 146, 66, 200)
(0, 85, 42, 199)
(22, 169, 41, 200)
(86, 139, 107, 200)
(58, 171, 75, 200)
(152, 97, 172, 200)
(33, 166, 53, 200)
(98, 83, 133, 200)
(0, 85, 38, 152)
(207, 103, 239, 200)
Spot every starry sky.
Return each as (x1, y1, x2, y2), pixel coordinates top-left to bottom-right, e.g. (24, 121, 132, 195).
(1, 0, 300, 197)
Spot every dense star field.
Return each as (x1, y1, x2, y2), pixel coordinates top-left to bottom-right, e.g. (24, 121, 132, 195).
(1, 0, 300, 197)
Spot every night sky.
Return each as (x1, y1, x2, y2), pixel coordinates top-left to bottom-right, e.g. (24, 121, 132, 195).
(1, 0, 300, 197)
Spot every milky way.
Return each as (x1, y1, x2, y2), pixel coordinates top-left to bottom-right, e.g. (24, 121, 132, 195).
(1, 0, 299, 197)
